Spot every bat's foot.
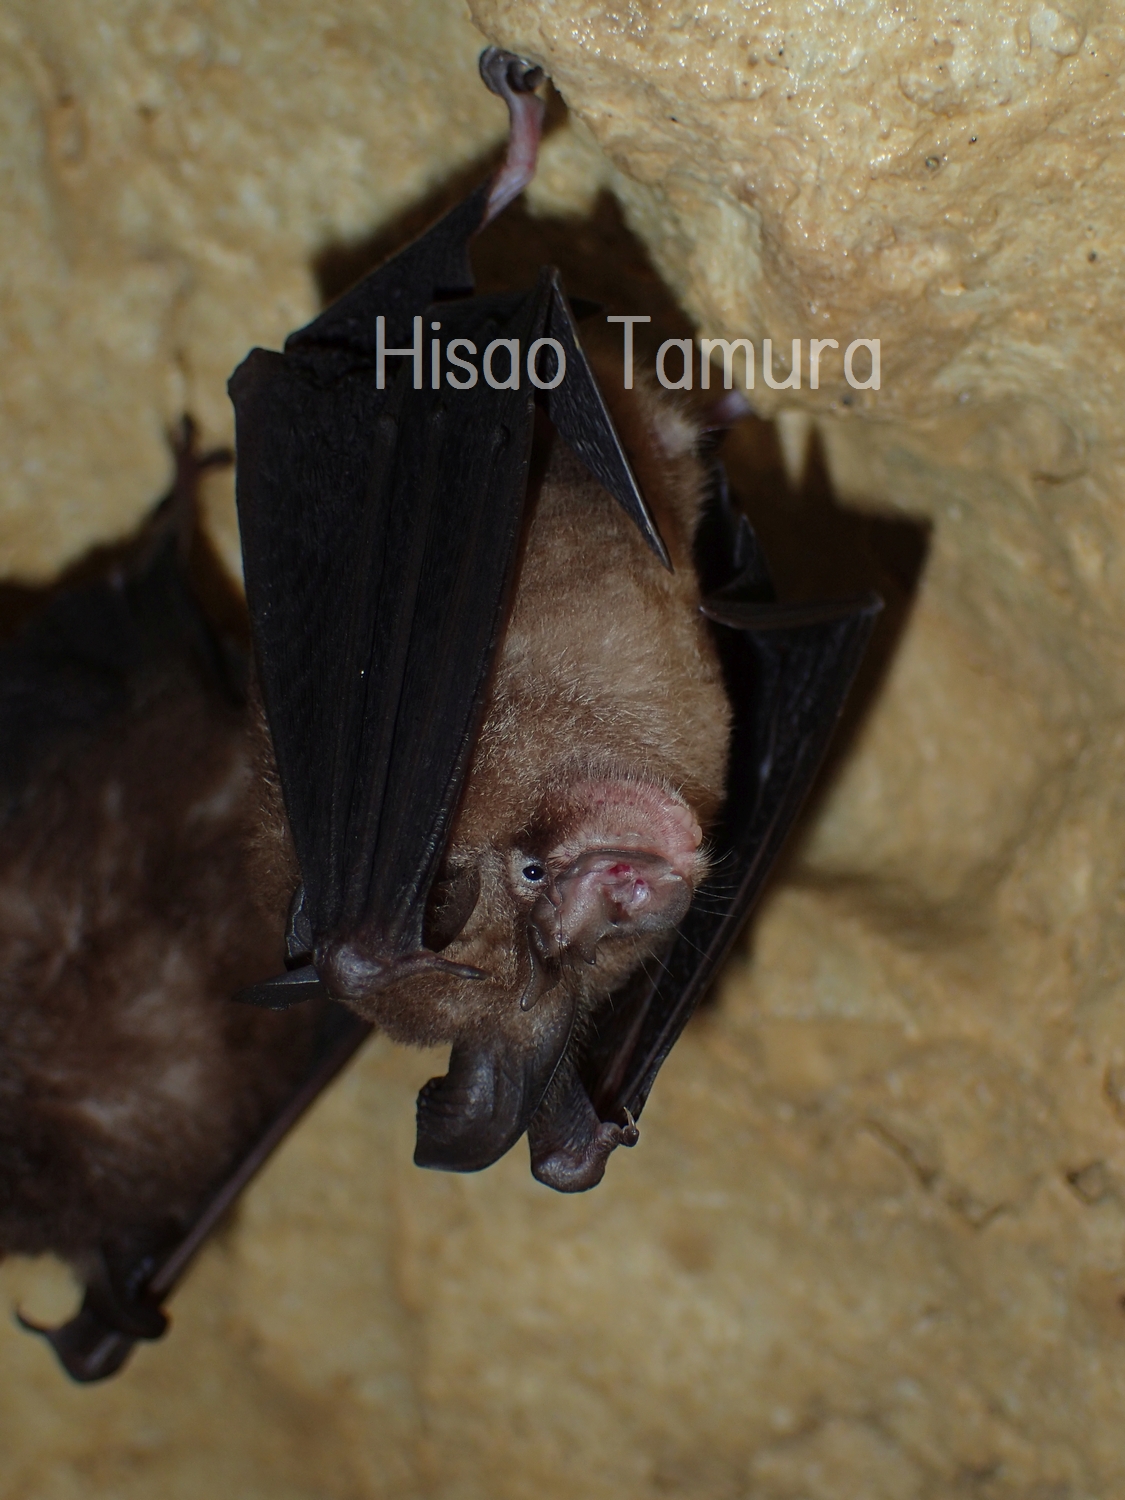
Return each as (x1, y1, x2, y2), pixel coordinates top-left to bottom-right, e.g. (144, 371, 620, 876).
(16, 1249, 168, 1383)
(528, 1066, 638, 1193)
(132, 414, 232, 572)
(479, 45, 543, 98)
(168, 412, 233, 495)
(478, 47, 546, 226)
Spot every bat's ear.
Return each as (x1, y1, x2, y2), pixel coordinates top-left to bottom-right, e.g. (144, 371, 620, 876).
(414, 993, 578, 1173)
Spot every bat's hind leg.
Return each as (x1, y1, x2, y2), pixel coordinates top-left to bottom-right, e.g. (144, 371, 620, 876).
(479, 47, 546, 225)
(528, 1059, 638, 1193)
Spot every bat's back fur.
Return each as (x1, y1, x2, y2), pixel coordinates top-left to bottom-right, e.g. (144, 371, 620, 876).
(0, 498, 318, 1281)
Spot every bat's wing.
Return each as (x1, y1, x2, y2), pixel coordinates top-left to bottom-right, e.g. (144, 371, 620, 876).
(4, 424, 370, 1382)
(230, 186, 488, 998)
(231, 201, 664, 1006)
(529, 464, 881, 1187)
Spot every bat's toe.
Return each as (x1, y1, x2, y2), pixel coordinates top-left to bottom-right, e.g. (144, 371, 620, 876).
(529, 1120, 632, 1193)
(527, 1063, 637, 1193)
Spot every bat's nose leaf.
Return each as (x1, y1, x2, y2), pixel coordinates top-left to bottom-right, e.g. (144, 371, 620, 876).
(552, 848, 693, 953)
(415, 992, 578, 1172)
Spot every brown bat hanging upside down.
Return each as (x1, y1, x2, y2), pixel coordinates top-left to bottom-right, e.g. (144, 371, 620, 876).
(247, 369, 732, 1191)
(0, 49, 877, 1379)
(230, 48, 876, 1191)
(0, 428, 323, 1369)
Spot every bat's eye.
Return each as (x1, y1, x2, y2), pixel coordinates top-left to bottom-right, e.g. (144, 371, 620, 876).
(521, 863, 546, 883)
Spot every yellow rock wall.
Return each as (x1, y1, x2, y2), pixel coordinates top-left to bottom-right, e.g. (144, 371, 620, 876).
(0, 0, 509, 578)
(4, 2, 1125, 1496)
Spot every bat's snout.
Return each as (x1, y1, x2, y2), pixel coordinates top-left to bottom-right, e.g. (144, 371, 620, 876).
(532, 847, 693, 965)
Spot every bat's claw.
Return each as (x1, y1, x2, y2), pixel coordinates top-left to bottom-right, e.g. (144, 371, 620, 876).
(319, 939, 489, 1008)
(528, 1067, 638, 1192)
(479, 46, 544, 98)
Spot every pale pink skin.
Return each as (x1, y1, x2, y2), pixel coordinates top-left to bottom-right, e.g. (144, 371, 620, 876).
(517, 779, 705, 967)
(547, 778, 703, 878)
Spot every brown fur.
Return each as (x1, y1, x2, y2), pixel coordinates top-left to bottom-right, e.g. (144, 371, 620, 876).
(0, 591, 318, 1273)
(0, 369, 728, 1272)
(337, 375, 731, 1051)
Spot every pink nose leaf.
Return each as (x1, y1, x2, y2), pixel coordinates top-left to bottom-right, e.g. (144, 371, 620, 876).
(545, 847, 692, 962)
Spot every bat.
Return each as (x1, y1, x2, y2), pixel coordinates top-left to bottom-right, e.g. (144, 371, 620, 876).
(0, 423, 356, 1381)
(230, 47, 881, 1190)
(10, 47, 878, 1383)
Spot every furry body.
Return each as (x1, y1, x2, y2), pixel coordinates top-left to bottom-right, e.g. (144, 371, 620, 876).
(0, 373, 729, 1284)
(364, 382, 729, 1043)
(0, 490, 318, 1285)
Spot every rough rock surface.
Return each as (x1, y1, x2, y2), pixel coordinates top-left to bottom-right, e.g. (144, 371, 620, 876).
(0, 0, 509, 579)
(3, 2, 1125, 1497)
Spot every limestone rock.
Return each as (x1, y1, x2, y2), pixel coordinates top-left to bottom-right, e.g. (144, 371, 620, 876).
(4, 2, 1125, 1497)
(0, 0, 508, 579)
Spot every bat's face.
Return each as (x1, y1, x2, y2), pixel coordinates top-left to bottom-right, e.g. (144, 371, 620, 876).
(336, 770, 709, 1041)
(320, 764, 715, 1175)
(505, 776, 704, 974)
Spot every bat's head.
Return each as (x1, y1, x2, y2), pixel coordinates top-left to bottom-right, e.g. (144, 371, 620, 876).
(393, 773, 710, 1173)
(505, 775, 704, 994)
